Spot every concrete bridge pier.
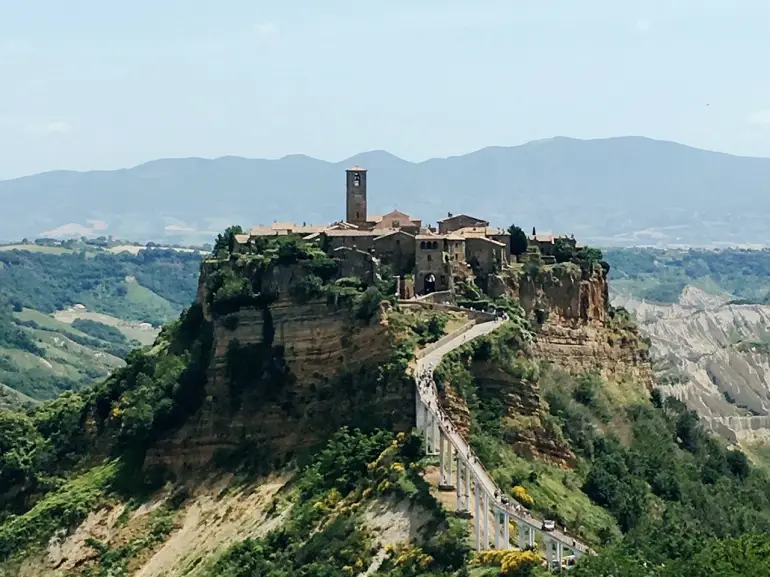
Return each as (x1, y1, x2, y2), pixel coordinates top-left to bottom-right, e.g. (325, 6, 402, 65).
(503, 511, 510, 549)
(455, 457, 467, 510)
(424, 410, 439, 456)
(474, 478, 481, 549)
(432, 415, 440, 455)
(544, 540, 565, 572)
(438, 433, 455, 489)
(482, 491, 490, 549)
(492, 508, 510, 550)
(518, 524, 535, 550)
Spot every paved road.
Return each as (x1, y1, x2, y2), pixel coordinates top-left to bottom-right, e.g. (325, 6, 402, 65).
(415, 318, 591, 556)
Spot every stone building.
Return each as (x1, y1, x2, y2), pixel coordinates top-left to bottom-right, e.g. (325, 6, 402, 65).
(372, 210, 422, 234)
(437, 213, 489, 234)
(321, 229, 380, 253)
(414, 234, 468, 294)
(237, 166, 583, 298)
(333, 246, 378, 284)
(465, 236, 507, 275)
(372, 229, 416, 275)
(456, 226, 511, 249)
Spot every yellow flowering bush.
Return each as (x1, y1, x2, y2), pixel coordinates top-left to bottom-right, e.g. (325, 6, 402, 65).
(474, 549, 542, 576)
(512, 485, 534, 507)
(389, 543, 433, 572)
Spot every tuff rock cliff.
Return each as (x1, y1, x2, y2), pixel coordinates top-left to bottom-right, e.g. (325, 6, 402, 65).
(148, 257, 415, 471)
(493, 262, 654, 391)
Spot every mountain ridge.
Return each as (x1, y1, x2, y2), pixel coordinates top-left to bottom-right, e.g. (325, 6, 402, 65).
(3, 136, 770, 246)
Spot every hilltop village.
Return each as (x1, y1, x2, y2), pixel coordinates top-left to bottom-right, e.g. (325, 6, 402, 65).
(234, 166, 579, 297)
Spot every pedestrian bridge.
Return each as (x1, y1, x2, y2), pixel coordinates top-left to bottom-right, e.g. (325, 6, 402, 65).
(413, 316, 592, 571)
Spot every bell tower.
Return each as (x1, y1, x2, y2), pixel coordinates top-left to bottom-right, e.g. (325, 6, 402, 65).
(346, 166, 367, 226)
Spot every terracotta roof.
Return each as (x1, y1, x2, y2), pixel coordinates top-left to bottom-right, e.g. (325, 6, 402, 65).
(323, 229, 383, 237)
(373, 230, 415, 242)
(530, 233, 557, 243)
(271, 222, 295, 230)
(333, 246, 371, 255)
(250, 226, 278, 236)
(466, 236, 506, 247)
(348, 165, 366, 171)
(234, 234, 250, 244)
(366, 215, 383, 223)
(416, 234, 465, 241)
(437, 213, 488, 223)
(293, 225, 328, 234)
(456, 226, 510, 237)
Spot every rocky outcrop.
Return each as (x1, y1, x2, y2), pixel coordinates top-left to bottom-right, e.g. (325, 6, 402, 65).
(531, 322, 654, 391)
(472, 361, 576, 467)
(490, 262, 608, 323)
(491, 263, 654, 390)
(437, 382, 471, 438)
(148, 260, 415, 472)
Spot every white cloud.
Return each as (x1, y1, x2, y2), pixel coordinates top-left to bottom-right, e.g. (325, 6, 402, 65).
(254, 22, 280, 41)
(750, 110, 770, 125)
(636, 18, 653, 33)
(46, 121, 72, 133)
(25, 120, 72, 134)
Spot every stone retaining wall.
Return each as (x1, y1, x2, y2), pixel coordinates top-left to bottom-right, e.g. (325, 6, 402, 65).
(398, 300, 496, 322)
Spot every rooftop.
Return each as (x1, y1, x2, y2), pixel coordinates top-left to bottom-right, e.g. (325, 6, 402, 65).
(416, 234, 465, 241)
(323, 229, 383, 237)
(437, 213, 488, 223)
(455, 226, 509, 237)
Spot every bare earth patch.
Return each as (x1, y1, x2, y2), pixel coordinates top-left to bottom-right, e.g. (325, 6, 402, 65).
(17, 473, 291, 577)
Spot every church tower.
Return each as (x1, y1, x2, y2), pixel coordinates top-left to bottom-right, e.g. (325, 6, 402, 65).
(346, 166, 367, 226)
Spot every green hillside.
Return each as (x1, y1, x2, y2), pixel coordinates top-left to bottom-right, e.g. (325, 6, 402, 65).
(605, 247, 770, 303)
(0, 245, 201, 400)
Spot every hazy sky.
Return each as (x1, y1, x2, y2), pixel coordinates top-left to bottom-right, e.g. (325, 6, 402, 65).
(1, 0, 770, 179)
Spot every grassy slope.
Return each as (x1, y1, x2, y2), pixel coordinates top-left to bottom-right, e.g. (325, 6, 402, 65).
(0, 247, 201, 400)
(605, 247, 770, 303)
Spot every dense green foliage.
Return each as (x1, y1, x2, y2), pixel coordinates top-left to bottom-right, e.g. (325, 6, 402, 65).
(0, 248, 200, 324)
(605, 247, 770, 303)
(0, 247, 201, 400)
(0, 302, 213, 563)
(507, 224, 528, 257)
(71, 319, 130, 345)
(436, 308, 770, 574)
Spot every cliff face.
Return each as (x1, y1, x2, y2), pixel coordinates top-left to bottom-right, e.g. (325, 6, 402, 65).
(149, 260, 414, 471)
(471, 361, 576, 467)
(492, 263, 654, 391)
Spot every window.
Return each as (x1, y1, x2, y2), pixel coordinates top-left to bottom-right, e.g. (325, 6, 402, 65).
(396, 239, 400, 245)
(440, 275, 446, 285)
(393, 220, 400, 228)
(427, 254, 432, 262)
(420, 241, 426, 249)
(353, 173, 360, 187)
(356, 212, 360, 219)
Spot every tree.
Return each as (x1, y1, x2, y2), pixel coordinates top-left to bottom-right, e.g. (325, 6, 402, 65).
(507, 224, 528, 257)
(213, 225, 244, 256)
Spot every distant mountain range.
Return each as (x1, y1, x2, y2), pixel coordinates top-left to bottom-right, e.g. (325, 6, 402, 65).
(2, 136, 770, 247)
